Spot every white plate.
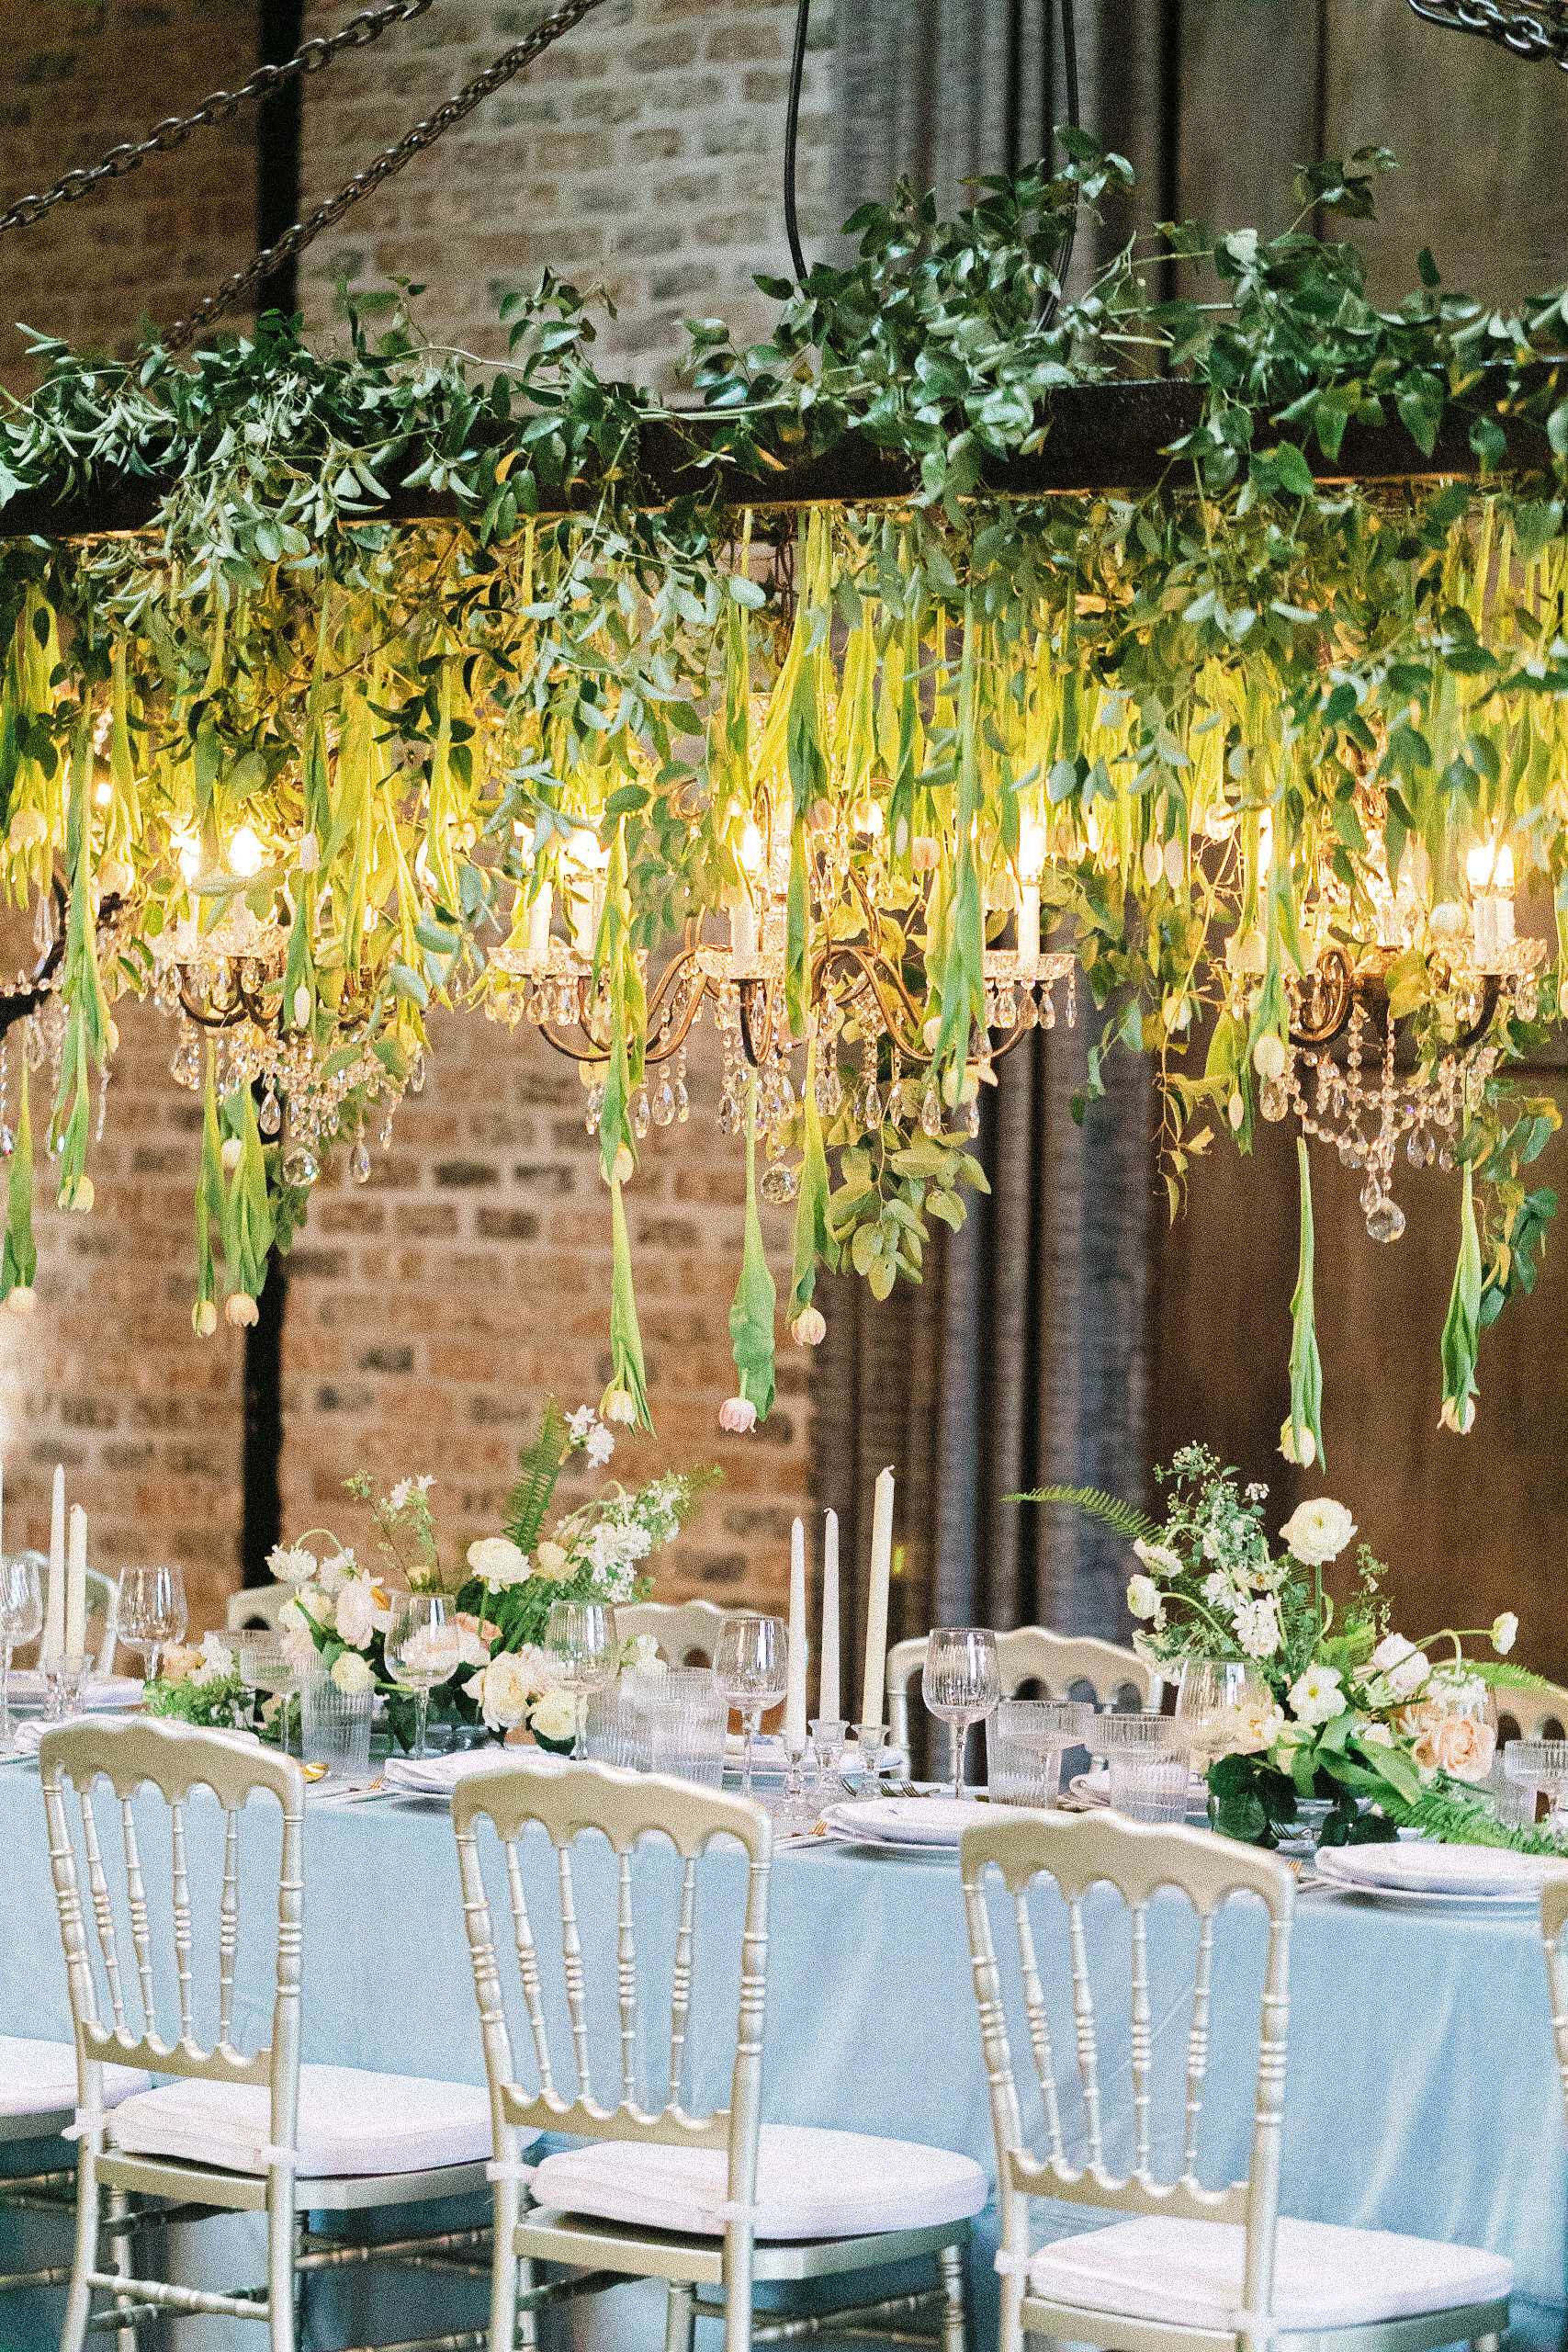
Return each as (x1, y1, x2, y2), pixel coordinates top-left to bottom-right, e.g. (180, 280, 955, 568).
(1314, 1841, 1557, 1901)
(821, 1796, 989, 1849)
(382, 1746, 531, 1798)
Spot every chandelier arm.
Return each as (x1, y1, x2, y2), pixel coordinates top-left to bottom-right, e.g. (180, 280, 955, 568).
(163, 0, 616, 352)
(818, 943, 931, 1062)
(1404, 0, 1568, 64)
(0, 878, 94, 1041)
(783, 0, 811, 284)
(0, 1, 438, 242)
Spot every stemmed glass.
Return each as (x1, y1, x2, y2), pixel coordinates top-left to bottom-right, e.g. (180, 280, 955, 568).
(116, 1566, 186, 1688)
(0, 1555, 43, 1751)
(714, 1614, 787, 1799)
(1177, 1659, 1269, 1821)
(385, 1593, 457, 1761)
(544, 1600, 620, 1760)
(1506, 1740, 1568, 1841)
(239, 1640, 302, 1756)
(922, 1627, 1002, 1800)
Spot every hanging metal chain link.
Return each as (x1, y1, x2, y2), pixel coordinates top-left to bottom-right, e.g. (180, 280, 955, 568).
(0, 0, 438, 240)
(1406, 0, 1568, 62)
(164, 0, 615, 353)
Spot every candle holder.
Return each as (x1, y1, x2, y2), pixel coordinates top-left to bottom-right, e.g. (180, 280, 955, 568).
(852, 1723, 888, 1796)
(43, 1652, 92, 1724)
(771, 1742, 818, 1834)
(809, 1718, 849, 1800)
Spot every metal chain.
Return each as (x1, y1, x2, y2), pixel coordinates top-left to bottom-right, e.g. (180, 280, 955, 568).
(164, 0, 615, 352)
(1406, 0, 1568, 63)
(0, 0, 438, 240)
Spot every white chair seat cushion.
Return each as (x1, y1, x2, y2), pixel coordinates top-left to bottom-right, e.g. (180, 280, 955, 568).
(0, 2037, 149, 2120)
(1026, 2215, 1512, 2332)
(530, 2124, 987, 2241)
(108, 2063, 507, 2179)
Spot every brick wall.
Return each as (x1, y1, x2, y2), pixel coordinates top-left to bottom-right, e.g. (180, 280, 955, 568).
(0, 0, 262, 385)
(297, 0, 834, 382)
(277, 1010, 808, 1611)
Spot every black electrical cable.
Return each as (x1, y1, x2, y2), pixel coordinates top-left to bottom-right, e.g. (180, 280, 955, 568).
(784, 0, 811, 283)
(1039, 0, 1081, 329)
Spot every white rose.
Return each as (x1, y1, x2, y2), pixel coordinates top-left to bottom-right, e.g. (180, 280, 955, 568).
(333, 1574, 394, 1651)
(1386, 1648, 1430, 1701)
(1287, 1665, 1348, 1726)
(470, 1648, 551, 1731)
(1493, 1612, 1517, 1657)
(1279, 1498, 1357, 1567)
(530, 1686, 579, 1742)
(1126, 1575, 1160, 1621)
(331, 1650, 376, 1694)
(467, 1535, 530, 1591)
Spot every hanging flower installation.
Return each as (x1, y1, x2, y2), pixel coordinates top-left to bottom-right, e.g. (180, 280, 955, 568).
(0, 143, 1566, 1440)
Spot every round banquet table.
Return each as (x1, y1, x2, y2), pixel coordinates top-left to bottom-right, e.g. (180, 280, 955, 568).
(0, 1762, 1562, 2352)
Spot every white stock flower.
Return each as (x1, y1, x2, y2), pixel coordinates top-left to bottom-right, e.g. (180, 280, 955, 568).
(1125, 1575, 1160, 1621)
(567, 1407, 598, 1446)
(333, 1573, 394, 1651)
(1279, 1498, 1357, 1567)
(530, 1687, 579, 1742)
(1201, 1570, 1234, 1609)
(467, 1535, 530, 1591)
(1493, 1612, 1518, 1657)
(586, 1423, 615, 1467)
(267, 1544, 320, 1586)
(1287, 1665, 1348, 1726)
(1133, 1538, 1182, 1577)
(1233, 1597, 1282, 1660)
(389, 1480, 414, 1510)
(331, 1650, 376, 1694)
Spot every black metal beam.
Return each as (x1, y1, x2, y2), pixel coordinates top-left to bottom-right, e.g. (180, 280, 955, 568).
(0, 379, 1553, 542)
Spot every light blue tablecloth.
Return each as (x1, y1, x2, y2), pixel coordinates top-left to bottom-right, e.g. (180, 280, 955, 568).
(0, 1764, 1562, 2352)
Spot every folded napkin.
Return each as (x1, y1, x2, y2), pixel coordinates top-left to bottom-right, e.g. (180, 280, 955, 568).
(8, 1709, 146, 1758)
(6, 1672, 144, 1711)
(383, 1745, 550, 1796)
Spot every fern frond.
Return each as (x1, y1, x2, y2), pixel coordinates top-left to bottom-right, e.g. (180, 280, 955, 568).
(503, 1396, 570, 1553)
(1010, 1484, 1161, 1548)
(1380, 1781, 1565, 1857)
(1464, 1659, 1559, 1691)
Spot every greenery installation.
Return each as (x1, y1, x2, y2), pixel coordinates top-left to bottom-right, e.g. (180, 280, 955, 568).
(0, 141, 1565, 1442)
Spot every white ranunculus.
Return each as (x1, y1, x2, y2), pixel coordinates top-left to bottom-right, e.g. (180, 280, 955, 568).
(331, 1650, 376, 1694)
(471, 1649, 551, 1731)
(1279, 1498, 1357, 1567)
(317, 1549, 355, 1593)
(1386, 1648, 1429, 1701)
(333, 1573, 394, 1651)
(1126, 1575, 1161, 1621)
(467, 1535, 530, 1591)
(1133, 1538, 1182, 1577)
(1371, 1633, 1415, 1672)
(1493, 1612, 1518, 1657)
(530, 1687, 579, 1742)
(1287, 1665, 1348, 1726)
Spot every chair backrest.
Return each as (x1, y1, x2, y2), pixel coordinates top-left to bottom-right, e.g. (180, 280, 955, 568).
(959, 1808, 1293, 2324)
(1497, 1679, 1568, 1742)
(85, 1566, 119, 1674)
(452, 1759, 772, 2238)
(615, 1598, 740, 1668)
(225, 1582, 291, 1635)
(39, 1717, 305, 2162)
(887, 1627, 1162, 1747)
(1540, 1876, 1568, 2133)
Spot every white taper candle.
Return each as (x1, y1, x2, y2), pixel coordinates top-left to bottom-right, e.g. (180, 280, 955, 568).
(819, 1508, 840, 1722)
(860, 1466, 895, 1729)
(785, 1516, 808, 1752)
(45, 1464, 65, 1661)
(65, 1506, 87, 1660)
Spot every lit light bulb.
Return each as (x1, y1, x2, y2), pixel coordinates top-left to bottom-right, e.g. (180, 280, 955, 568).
(1085, 809, 1102, 856)
(1018, 817, 1047, 886)
(739, 819, 763, 875)
(1466, 842, 1498, 889)
(1257, 809, 1274, 874)
(229, 824, 265, 877)
(172, 826, 201, 885)
(1495, 845, 1515, 891)
(93, 780, 112, 808)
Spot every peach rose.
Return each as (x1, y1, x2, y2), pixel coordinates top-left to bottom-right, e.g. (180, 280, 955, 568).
(1396, 1699, 1448, 1742)
(1410, 1713, 1495, 1784)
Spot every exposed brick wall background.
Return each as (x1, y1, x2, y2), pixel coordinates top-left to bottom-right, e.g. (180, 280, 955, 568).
(0, 0, 262, 387)
(277, 1011, 807, 1611)
(297, 0, 834, 384)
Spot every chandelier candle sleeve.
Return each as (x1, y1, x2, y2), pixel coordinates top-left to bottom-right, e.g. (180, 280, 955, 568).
(64, 1506, 86, 1661)
(786, 1517, 807, 1752)
(525, 884, 551, 962)
(861, 1467, 895, 1730)
(820, 1509, 840, 1723)
(44, 1464, 64, 1663)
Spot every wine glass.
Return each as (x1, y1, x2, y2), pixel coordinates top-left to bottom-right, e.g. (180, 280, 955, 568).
(116, 1566, 186, 1688)
(238, 1639, 303, 1756)
(385, 1592, 457, 1761)
(0, 1555, 43, 1752)
(922, 1627, 1002, 1800)
(713, 1614, 787, 1798)
(544, 1600, 620, 1760)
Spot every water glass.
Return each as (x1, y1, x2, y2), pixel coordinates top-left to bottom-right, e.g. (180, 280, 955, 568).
(1110, 1746, 1190, 1824)
(714, 1614, 787, 1798)
(1176, 1659, 1269, 1779)
(1506, 1739, 1568, 1839)
(545, 1600, 620, 1760)
(385, 1593, 460, 1760)
(922, 1627, 1002, 1799)
(301, 1672, 374, 1784)
(988, 1698, 1091, 1807)
(635, 1668, 728, 1786)
(585, 1679, 637, 1767)
(0, 1554, 43, 1751)
(117, 1565, 186, 1686)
